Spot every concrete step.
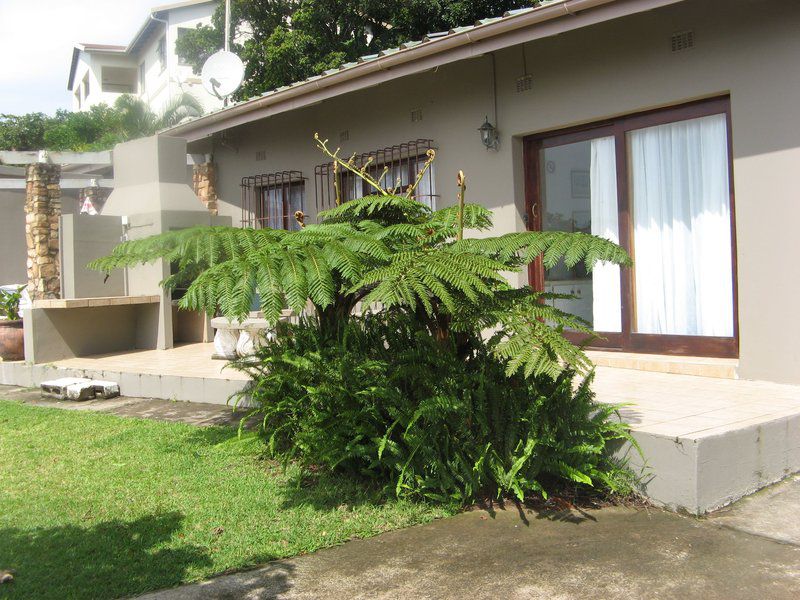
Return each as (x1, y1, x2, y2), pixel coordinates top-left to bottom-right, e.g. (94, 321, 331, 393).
(587, 350, 738, 379)
(1, 361, 247, 406)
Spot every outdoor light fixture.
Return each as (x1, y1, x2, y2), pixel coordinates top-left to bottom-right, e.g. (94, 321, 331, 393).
(478, 116, 499, 150)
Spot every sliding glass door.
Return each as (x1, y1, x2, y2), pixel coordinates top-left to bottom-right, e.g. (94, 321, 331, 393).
(525, 97, 737, 357)
(538, 135, 622, 333)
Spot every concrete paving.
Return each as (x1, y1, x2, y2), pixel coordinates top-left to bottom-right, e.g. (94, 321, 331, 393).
(139, 478, 800, 600)
(0, 384, 246, 427)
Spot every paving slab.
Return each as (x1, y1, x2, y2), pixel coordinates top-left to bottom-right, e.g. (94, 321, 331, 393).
(138, 500, 800, 600)
(706, 473, 800, 545)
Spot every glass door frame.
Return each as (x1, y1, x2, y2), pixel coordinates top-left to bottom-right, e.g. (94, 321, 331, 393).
(523, 96, 739, 358)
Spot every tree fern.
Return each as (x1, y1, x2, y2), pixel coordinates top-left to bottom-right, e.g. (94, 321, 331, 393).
(91, 137, 631, 376)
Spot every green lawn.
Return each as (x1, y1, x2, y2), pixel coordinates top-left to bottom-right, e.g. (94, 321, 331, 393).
(0, 400, 453, 600)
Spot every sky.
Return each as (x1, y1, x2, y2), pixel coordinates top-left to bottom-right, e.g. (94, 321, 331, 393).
(0, 0, 159, 115)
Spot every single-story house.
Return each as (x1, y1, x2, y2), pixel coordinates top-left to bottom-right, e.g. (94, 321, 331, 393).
(163, 0, 800, 385)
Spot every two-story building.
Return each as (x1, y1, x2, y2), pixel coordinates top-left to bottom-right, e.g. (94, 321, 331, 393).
(67, 0, 223, 114)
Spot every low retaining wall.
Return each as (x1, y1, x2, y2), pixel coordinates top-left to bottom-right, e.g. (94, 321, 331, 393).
(618, 418, 800, 514)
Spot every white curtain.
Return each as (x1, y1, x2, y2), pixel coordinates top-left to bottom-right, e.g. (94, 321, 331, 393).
(414, 157, 436, 209)
(590, 136, 622, 332)
(630, 113, 733, 337)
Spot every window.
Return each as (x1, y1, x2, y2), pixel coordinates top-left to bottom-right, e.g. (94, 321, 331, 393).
(82, 74, 90, 99)
(101, 66, 137, 93)
(157, 36, 167, 73)
(138, 62, 146, 93)
(314, 139, 437, 212)
(525, 97, 737, 357)
(241, 171, 305, 230)
(176, 28, 191, 65)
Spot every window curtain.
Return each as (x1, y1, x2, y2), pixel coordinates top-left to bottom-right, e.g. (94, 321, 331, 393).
(629, 113, 733, 337)
(414, 158, 435, 209)
(289, 183, 304, 230)
(265, 187, 282, 229)
(590, 136, 622, 332)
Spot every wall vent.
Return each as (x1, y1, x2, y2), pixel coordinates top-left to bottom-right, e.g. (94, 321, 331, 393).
(339, 130, 350, 142)
(516, 74, 533, 93)
(411, 108, 423, 123)
(671, 30, 695, 52)
(255, 150, 267, 161)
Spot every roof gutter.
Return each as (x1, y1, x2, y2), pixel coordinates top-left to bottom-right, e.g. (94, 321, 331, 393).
(167, 0, 677, 140)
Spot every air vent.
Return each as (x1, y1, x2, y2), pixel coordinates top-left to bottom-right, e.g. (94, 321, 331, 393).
(339, 130, 350, 142)
(255, 150, 266, 161)
(411, 108, 423, 123)
(671, 30, 695, 52)
(516, 74, 533, 93)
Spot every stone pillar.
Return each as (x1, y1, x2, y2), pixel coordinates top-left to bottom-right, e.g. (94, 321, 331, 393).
(192, 162, 218, 215)
(25, 162, 61, 300)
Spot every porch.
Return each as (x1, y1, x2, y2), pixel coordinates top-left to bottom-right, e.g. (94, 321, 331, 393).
(2, 345, 798, 514)
(593, 364, 800, 513)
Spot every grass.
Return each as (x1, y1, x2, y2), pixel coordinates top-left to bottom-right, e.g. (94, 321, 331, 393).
(0, 400, 454, 600)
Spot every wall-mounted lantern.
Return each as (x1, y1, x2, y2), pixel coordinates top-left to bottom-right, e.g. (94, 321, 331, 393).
(478, 116, 499, 150)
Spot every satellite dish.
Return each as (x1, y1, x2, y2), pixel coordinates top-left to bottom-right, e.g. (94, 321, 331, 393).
(201, 50, 245, 99)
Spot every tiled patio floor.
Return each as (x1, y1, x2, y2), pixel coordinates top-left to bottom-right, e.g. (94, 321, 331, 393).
(50, 344, 800, 443)
(594, 366, 800, 439)
(52, 343, 249, 381)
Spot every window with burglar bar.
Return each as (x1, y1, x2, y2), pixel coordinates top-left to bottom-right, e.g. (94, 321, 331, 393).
(241, 171, 305, 230)
(314, 139, 437, 212)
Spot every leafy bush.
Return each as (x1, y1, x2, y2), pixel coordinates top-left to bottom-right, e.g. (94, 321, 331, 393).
(0, 286, 24, 321)
(92, 137, 637, 504)
(232, 314, 636, 504)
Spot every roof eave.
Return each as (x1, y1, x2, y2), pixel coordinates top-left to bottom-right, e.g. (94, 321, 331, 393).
(168, 0, 684, 142)
(67, 46, 81, 91)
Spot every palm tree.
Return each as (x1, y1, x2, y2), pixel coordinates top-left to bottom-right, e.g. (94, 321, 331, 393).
(113, 93, 203, 140)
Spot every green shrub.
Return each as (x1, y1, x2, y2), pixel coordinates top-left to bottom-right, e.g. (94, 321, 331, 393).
(93, 138, 638, 505)
(233, 313, 636, 504)
(0, 286, 24, 321)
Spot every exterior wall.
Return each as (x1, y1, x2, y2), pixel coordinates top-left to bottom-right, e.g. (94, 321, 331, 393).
(0, 190, 27, 285)
(166, 2, 221, 113)
(0, 188, 80, 288)
(137, 32, 172, 114)
(194, 0, 800, 384)
(72, 51, 138, 111)
(60, 214, 125, 299)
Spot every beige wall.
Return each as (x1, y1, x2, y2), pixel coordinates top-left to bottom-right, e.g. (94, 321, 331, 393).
(60, 214, 125, 299)
(0, 190, 27, 286)
(0, 188, 80, 288)
(192, 0, 800, 384)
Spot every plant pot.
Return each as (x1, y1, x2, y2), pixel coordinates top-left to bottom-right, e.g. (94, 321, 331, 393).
(0, 320, 24, 361)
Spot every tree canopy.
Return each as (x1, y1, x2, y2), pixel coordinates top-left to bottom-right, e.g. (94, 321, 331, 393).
(176, 0, 530, 100)
(0, 94, 203, 152)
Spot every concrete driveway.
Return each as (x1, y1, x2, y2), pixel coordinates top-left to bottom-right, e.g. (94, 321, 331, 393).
(140, 476, 800, 600)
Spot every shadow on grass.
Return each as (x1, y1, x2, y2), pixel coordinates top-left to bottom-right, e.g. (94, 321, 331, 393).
(278, 469, 392, 513)
(0, 512, 217, 600)
(183, 425, 394, 513)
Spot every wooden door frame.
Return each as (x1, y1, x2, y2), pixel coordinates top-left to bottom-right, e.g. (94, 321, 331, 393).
(523, 96, 739, 358)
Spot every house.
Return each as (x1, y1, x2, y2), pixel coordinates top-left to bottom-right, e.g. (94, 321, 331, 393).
(67, 0, 222, 114)
(165, 0, 800, 387)
(4, 0, 800, 514)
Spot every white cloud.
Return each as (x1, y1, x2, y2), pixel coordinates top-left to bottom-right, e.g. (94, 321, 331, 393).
(0, 0, 159, 115)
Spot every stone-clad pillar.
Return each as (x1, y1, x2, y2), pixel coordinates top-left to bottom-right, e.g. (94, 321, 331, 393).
(192, 161, 218, 215)
(25, 162, 61, 300)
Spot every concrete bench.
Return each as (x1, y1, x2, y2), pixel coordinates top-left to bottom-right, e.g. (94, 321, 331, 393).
(210, 309, 296, 359)
(24, 295, 164, 363)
